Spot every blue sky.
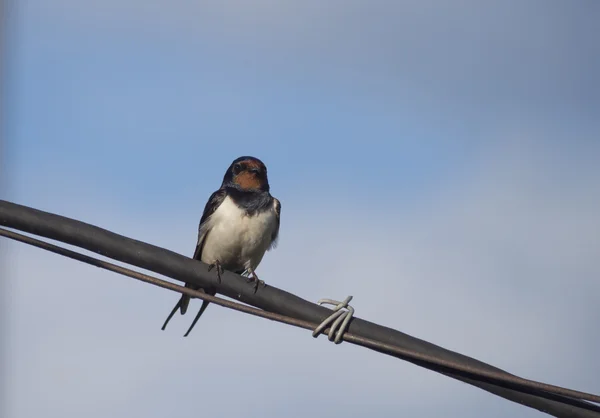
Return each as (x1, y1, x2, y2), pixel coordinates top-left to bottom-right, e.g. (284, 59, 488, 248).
(2, 1, 600, 418)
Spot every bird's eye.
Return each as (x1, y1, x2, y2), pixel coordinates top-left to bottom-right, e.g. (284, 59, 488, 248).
(233, 163, 243, 174)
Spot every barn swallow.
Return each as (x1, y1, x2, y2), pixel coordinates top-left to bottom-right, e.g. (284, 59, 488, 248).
(161, 156, 281, 337)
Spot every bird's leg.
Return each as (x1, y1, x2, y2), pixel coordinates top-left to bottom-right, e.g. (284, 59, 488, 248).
(207, 259, 224, 283)
(312, 296, 355, 344)
(245, 268, 265, 293)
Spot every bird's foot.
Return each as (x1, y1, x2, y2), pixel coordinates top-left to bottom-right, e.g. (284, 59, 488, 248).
(245, 269, 265, 294)
(312, 296, 355, 344)
(207, 260, 224, 283)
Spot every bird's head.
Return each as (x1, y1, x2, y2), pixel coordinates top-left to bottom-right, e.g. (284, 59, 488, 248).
(222, 156, 270, 192)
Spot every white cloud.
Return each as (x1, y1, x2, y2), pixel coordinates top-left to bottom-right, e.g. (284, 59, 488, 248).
(3, 139, 599, 417)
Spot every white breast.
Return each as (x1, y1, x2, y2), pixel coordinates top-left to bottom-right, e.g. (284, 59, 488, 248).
(199, 195, 278, 272)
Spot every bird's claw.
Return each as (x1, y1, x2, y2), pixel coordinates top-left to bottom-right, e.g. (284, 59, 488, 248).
(312, 296, 355, 344)
(207, 261, 224, 283)
(244, 269, 265, 293)
(245, 276, 265, 293)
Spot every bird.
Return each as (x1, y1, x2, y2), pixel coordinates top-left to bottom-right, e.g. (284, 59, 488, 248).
(161, 156, 281, 337)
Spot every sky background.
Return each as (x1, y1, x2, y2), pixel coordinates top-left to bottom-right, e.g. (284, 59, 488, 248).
(2, 1, 600, 417)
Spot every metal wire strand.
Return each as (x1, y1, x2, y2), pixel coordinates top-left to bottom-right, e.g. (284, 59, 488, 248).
(1, 226, 599, 411)
(312, 296, 355, 344)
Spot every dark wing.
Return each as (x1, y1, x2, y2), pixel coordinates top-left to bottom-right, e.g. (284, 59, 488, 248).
(161, 188, 227, 332)
(268, 198, 281, 250)
(192, 188, 227, 260)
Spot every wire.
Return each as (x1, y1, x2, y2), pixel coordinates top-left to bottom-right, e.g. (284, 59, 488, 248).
(2, 198, 600, 417)
(1, 226, 599, 410)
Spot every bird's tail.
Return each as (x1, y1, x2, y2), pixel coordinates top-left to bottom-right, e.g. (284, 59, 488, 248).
(161, 285, 215, 335)
(161, 283, 193, 331)
(179, 294, 191, 315)
(183, 298, 211, 337)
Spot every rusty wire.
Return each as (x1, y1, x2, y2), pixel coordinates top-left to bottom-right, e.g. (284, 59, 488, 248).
(1, 226, 599, 409)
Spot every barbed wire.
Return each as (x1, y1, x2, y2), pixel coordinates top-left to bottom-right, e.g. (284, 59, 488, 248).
(1, 199, 599, 418)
